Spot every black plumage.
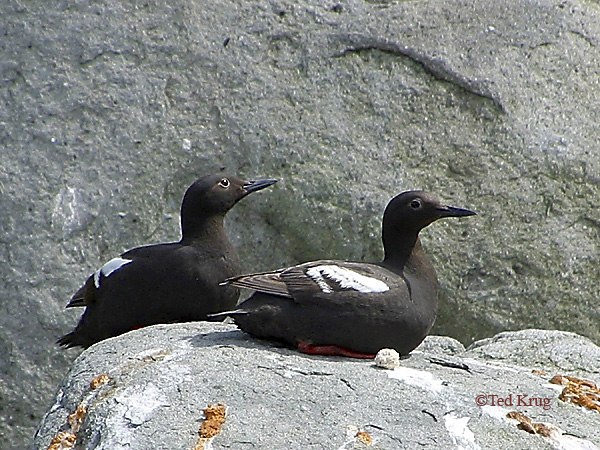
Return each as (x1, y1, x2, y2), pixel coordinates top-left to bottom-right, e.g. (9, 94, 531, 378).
(217, 191, 475, 358)
(58, 174, 276, 348)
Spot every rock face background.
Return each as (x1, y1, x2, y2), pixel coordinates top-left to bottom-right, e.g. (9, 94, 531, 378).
(1, 0, 599, 448)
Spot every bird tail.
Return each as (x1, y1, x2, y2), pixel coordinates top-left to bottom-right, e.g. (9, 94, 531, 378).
(56, 332, 77, 348)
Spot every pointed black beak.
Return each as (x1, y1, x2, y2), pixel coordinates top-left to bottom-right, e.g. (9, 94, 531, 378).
(438, 205, 476, 218)
(243, 178, 278, 194)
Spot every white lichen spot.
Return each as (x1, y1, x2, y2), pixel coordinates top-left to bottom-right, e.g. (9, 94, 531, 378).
(444, 413, 481, 450)
(94, 257, 132, 288)
(553, 434, 599, 450)
(306, 265, 389, 294)
(374, 348, 400, 369)
(99, 383, 169, 447)
(115, 383, 169, 426)
(480, 405, 511, 421)
(387, 366, 444, 392)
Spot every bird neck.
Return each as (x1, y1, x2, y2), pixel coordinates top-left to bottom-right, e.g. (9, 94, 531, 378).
(381, 231, 421, 270)
(180, 213, 229, 246)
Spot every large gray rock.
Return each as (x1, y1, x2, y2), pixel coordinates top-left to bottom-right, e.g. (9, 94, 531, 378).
(32, 323, 600, 449)
(1, 0, 599, 447)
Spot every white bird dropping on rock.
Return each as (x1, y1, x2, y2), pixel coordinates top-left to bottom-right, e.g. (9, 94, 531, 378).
(374, 348, 400, 369)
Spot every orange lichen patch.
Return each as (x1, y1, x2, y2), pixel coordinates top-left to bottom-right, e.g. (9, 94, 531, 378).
(90, 373, 110, 389)
(550, 374, 598, 389)
(67, 405, 87, 433)
(506, 411, 529, 423)
(559, 384, 600, 412)
(549, 375, 568, 385)
(355, 430, 373, 446)
(194, 402, 227, 450)
(550, 374, 600, 412)
(48, 375, 102, 449)
(533, 423, 560, 438)
(200, 402, 227, 438)
(531, 369, 547, 376)
(345, 425, 373, 447)
(47, 431, 77, 450)
(193, 439, 208, 450)
(47, 402, 87, 449)
(506, 411, 558, 438)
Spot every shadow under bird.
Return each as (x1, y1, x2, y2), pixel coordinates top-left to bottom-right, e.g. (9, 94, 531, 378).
(58, 174, 277, 349)
(215, 191, 475, 358)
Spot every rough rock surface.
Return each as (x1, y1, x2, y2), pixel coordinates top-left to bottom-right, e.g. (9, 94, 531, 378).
(32, 323, 600, 450)
(2, 0, 600, 447)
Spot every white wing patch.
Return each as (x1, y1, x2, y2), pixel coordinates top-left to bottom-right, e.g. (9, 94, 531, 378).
(94, 257, 133, 288)
(306, 265, 390, 294)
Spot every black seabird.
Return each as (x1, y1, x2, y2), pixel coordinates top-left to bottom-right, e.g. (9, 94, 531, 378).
(216, 191, 475, 358)
(58, 174, 277, 348)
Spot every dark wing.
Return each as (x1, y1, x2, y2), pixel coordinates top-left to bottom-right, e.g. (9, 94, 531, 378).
(225, 269, 292, 298)
(284, 261, 393, 297)
(278, 265, 327, 296)
(225, 260, 392, 300)
(224, 260, 344, 299)
(65, 242, 178, 308)
(66, 275, 95, 307)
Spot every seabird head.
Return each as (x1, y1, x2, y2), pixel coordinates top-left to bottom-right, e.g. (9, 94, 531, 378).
(181, 174, 277, 217)
(383, 190, 475, 234)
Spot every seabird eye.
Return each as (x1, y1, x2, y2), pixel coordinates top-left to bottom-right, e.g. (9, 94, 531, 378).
(410, 199, 421, 209)
(219, 178, 230, 188)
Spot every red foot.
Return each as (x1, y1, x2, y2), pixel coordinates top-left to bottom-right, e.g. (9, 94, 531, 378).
(297, 341, 376, 359)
